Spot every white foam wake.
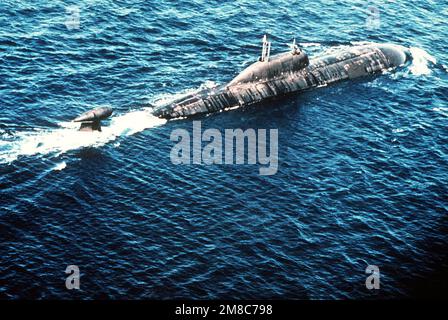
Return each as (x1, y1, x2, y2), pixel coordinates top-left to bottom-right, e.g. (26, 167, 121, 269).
(408, 47, 437, 76)
(0, 107, 166, 164)
(0, 81, 222, 165)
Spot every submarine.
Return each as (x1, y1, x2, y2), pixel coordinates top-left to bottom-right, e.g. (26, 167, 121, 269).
(73, 106, 113, 132)
(152, 35, 411, 119)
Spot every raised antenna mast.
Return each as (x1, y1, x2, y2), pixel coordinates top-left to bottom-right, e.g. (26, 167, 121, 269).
(261, 34, 271, 62)
(289, 38, 300, 55)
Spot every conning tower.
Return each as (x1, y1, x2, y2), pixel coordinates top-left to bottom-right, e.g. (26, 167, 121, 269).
(228, 35, 309, 86)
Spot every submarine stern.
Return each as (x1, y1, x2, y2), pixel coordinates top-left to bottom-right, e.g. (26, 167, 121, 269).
(73, 106, 113, 132)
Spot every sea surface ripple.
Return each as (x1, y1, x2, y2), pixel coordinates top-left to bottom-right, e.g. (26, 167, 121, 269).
(0, 0, 447, 299)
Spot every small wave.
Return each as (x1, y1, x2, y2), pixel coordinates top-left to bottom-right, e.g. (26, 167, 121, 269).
(408, 47, 437, 76)
(299, 42, 322, 48)
(0, 107, 166, 164)
(433, 107, 448, 117)
(350, 41, 375, 46)
(52, 161, 67, 171)
(112, 7, 139, 16)
(239, 58, 255, 67)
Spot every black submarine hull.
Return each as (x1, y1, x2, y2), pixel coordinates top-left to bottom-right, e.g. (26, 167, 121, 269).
(152, 43, 410, 119)
(73, 106, 113, 132)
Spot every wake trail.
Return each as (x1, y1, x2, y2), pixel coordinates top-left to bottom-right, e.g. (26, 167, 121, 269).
(0, 81, 219, 165)
(0, 107, 166, 164)
(408, 47, 437, 76)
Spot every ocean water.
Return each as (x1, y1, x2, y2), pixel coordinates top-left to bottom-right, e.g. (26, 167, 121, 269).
(0, 0, 447, 299)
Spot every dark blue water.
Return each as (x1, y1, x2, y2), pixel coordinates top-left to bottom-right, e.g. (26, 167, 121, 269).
(1, 0, 447, 299)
